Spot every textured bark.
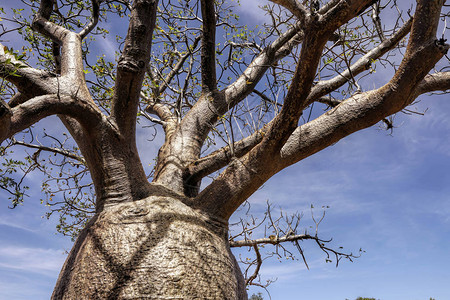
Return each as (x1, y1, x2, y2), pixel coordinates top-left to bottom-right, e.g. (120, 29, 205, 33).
(1, 0, 449, 298)
(52, 191, 247, 300)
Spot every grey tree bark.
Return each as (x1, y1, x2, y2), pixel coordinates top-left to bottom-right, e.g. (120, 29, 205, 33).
(0, 0, 449, 299)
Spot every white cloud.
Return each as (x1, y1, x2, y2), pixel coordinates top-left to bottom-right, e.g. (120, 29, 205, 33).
(0, 217, 36, 233)
(0, 246, 66, 277)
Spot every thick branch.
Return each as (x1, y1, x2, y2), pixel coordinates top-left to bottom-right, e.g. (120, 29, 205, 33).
(0, 43, 59, 102)
(0, 99, 12, 141)
(280, 0, 448, 170)
(200, 0, 217, 92)
(415, 72, 450, 95)
(153, 22, 305, 189)
(32, 0, 71, 43)
(194, 0, 443, 220)
(269, 0, 308, 23)
(3, 94, 103, 143)
(31, 2, 90, 86)
(281, 60, 448, 173)
(182, 21, 304, 141)
(111, 0, 158, 140)
(308, 17, 413, 103)
(143, 97, 178, 140)
(79, 0, 100, 39)
(257, 0, 376, 151)
(186, 126, 268, 183)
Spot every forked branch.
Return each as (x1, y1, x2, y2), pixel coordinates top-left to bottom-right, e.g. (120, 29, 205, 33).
(79, 0, 100, 39)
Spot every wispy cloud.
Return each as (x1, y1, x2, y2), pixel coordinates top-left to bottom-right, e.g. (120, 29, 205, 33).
(0, 217, 37, 233)
(0, 246, 66, 277)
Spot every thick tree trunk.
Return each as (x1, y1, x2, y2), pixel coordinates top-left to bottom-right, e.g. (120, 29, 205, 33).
(51, 190, 247, 299)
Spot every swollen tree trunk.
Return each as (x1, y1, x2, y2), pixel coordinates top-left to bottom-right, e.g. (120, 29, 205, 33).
(52, 187, 247, 299)
(1, 0, 449, 299)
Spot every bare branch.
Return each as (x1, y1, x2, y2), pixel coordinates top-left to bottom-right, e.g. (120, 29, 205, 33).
(200, 0, 217, 92)
(0, 43, 58, 100)
(308, 17, 413, 103)
(32, 0, 71, 43)
(371, 1, 385, 41)
(111, 0, 158, 139)
(416, 72, 450, 95)
(4, 94, 103, 143)
(157, 36, 201, 96)
(268, 0, 308, 23)
(11, 137, 86, 164)
(230, 233, 322, 247)
(79, 0, 100, 39)
(245, 244, 262, 286)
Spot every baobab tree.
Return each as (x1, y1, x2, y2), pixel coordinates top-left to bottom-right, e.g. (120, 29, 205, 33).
(0, 0, 449, 299)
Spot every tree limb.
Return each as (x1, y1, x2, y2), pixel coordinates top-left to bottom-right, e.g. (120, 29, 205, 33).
(308, 17, 413, 103)
(79, 0, 100, 39)
(0, 43, 59, 102)
(32, 0, 71, 43)
(11, 138, 86, 164)
(268, 0, 308, 23)
(230, 233, 322, 247)
(186, 125, 268, 183)
(195, 0, 442, 220)
(110, 0, 158, 140)
(200, 0, 217, 92)
(281, 28, 448, 173)
(415, 72, 450, 95)
(3, 94, 103, 144)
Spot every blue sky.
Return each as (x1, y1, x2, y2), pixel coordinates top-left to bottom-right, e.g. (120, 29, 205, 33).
(1, 1, 450, 299)
(240, 92, 450, 299)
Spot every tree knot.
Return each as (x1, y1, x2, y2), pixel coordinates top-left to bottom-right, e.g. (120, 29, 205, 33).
(117, 57, 145, 73)
(434, 37, 449, 54)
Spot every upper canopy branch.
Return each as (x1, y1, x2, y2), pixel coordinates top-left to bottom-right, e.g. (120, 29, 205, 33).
(156, 36, 201, 98)
(79, 0, 100, 39)
(165, 20, 306, 179)
(0, 43, 59, 104)
(256, 0, 376, 150)
(415, 72, 450, 95)
(200, 0, 218, 93)
(32, 0, 71, 44)
(268, 0, 308, 23)
(186, 9, 414, 183)
(308, 16, 413, 104)
(279, 0, 448, 168)
(1, 94, 103, 144)
(194, 0, 446, 220)
(111, 0, 158, 139)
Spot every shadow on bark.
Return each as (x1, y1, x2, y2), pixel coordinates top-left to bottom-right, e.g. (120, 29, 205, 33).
(52, 196, 246, 299)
